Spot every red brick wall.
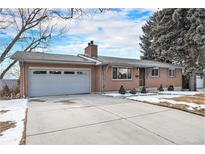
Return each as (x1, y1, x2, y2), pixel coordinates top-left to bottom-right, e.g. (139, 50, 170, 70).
(22, 62, 98, 97)
(103, 66, 139, 91)
(19, 62, 24, 97)
(84, 45, 98, 57)
(20, 62, 183, 97)
(145, 68, 182, 89)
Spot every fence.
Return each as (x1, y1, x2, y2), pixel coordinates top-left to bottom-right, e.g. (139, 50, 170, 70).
(0, 79, 18, 91)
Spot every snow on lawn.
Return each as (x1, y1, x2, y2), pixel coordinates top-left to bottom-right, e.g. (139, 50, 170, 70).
(103, 91, 205, 110)
(0, 99, 27, 145)
(197, 88, 205, 92)
(158, 91, 201, 96)
(127, 94, 205, 110)
(103, 92, 133, 97)
(103, 92, 157, 97)
(103, 90, 202, 98)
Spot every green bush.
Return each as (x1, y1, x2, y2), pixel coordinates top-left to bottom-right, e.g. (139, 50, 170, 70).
(158, 84, 164, 91)
(141, 86, 147, 93)
(168, 85, 174, 91)
(129, 88, 137, 94)
(119, 85, 126, 94)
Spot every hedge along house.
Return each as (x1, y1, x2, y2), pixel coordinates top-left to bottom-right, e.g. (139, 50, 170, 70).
(11, 41, 183, 97)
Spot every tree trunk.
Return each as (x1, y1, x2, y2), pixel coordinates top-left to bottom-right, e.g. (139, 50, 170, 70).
(0, 30, 24, 64)
(189, 72, 196, 91)
(0, 60, 17, 79)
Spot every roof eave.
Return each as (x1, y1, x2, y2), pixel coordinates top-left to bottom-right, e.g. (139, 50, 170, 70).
(101, 62, 183, 69)
(15, 59, 96, 65)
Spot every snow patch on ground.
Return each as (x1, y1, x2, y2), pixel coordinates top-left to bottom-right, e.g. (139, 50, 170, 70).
(103, 92, 157, 97)
(103, 90, 202, 97)
(158, 91, 201, 96)
(127, 94, 205, 110)
(0, 99, 27, 145)
(103, 91, 205, 110)
(197, 88, 205, 92)
(102, 93, 133, 97)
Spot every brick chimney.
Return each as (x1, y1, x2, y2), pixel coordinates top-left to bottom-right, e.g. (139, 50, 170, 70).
(84, 41, 98, 57)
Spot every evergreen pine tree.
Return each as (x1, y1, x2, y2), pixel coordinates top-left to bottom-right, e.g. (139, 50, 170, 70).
(140, 9, 205, 91)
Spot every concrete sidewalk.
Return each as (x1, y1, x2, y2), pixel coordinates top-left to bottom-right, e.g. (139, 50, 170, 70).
(26, 94, 205, 145)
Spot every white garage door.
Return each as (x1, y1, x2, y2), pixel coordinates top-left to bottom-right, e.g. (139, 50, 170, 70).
(196, 75, 204, 89)
(28, 68, 91, 97)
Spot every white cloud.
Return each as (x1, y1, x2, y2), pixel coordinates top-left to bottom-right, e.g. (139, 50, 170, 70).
(49, 8, 155, 59)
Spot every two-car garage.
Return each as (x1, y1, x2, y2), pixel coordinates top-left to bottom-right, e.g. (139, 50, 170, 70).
(28, 68, 91, 97)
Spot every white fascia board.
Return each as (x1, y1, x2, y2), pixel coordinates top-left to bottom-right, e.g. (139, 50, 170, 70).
(78, 54, 102, 65)
(20, 59, 95, 65)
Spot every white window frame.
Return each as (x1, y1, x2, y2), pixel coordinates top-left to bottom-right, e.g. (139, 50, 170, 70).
(151, 67, 159, 77)
(33, 70, 47, 75)
(49, 70, 62, 75)
(112, 67, 132, 80)
(168, 68, 175, 77)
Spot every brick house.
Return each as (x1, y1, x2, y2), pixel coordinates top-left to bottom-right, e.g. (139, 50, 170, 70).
(11, 41, 183, 97)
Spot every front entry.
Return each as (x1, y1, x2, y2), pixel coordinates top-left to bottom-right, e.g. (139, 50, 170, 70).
(139, 68, 145, 87)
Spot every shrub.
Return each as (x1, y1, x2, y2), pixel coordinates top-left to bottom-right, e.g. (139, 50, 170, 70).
(141, 86, 147, 93)
(119, 85, 126, 94)
(2, 84, 10, 97)
(13, 86, 20, 95)
(168, 85, 174, 91)
(129, 88, 137, 94)
(158, 84, 164, 91)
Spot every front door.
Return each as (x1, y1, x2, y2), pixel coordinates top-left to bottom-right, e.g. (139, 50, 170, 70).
(139, 68, 145, 87)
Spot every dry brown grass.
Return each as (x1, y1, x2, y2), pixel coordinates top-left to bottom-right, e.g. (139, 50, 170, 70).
(158, 102, 205, 117)
(195, 93, 205, 97)
(0, 121, 16, 136)
(170, 93, 205, 105)
(140, 100, 205, 117)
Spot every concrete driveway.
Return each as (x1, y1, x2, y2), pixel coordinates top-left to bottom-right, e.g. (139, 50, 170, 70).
(26, 94, 205, 145)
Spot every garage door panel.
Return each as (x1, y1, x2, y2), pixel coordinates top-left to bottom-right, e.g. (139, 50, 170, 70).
(28, 69, 90, 97)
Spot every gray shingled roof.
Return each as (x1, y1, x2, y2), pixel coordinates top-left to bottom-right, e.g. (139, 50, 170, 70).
(11, 52, 95, 64)
(11, 51, 182, 68)
(95, 56, 182, 68)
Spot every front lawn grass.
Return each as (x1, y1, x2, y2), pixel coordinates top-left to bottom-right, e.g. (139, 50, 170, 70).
(158, 102, 205, 117)
(170, 93, 205, 105)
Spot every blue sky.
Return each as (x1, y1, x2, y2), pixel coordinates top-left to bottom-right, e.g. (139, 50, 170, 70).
(0, 8, 157, 78)
(45, 8, 157, 59)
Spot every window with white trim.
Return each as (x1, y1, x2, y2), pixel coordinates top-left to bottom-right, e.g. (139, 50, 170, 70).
(49, 71, 61, 74)
(151, 68, 159, 77)
(77, 71, 86, 75)
(64, 71, 75, 74)
(168, 69, 175, 77)
(33, 71, 47, 74)
(112, 67, 132, 79)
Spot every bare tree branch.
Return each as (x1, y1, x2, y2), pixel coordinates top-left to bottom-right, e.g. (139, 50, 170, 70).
(0, 8, 110, 79)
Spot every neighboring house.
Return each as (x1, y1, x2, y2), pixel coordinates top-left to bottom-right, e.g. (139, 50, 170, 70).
(11, 41, 183, 97)
(196, 73, 205, 89)
(183, 71, 205, 90)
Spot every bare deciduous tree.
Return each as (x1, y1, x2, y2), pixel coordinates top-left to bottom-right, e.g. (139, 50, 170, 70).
(0, 8, 108, 79)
